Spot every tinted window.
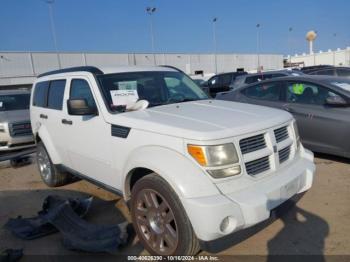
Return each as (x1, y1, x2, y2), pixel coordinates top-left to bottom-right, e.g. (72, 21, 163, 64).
(33, 81, 49, 107)
(209, 76, 219, 87)
(336, 69, 350, 77)
(70, 79, 96, 108)
(243, 82, 282, 101)
(47, 80, 66, 110)
(221, 74, 232, 86)
(286, 82, 338, 105)
(0, 94, 30, 111)
(312, 69, 335, 76)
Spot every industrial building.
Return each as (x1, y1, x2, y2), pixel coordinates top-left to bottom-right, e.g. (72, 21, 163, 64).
(0, 51, 283, 89)
(289, 47, 350, 67)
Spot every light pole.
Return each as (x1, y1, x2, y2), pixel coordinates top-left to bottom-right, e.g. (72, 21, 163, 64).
(333, 33, 337, 66)
(146, 6, 156, 65)
(288, 27, 293, 66)
(45, 0, 61, 69)
(256, 23, 261, 72)
(212, 17, 218, 74)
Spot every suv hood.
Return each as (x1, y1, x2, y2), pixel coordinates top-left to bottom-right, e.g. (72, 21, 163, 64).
(0, 110, 30, 123)
(113, 100, 293, 141)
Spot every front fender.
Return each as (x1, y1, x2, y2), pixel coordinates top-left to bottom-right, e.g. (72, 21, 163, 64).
(123, 146, 220, 199)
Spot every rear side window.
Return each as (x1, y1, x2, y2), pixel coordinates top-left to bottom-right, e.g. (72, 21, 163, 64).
(336, 69, 350, 77)
(311, 69, 335, 76)
(70, 79, 96, 108)
(33, 81, 49, 107)
(47, 80, 66, 110)
(242, 82, 282, 101)
(221, 74, 232, 86)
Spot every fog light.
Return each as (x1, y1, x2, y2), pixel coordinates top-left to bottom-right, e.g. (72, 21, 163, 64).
(207, 165, 241, 179)
(0, 142, 7, 147)
(220, 216, 237, 234)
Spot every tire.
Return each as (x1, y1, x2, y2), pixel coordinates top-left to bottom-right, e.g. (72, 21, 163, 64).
(36, 141, 71, 187)
(130, 173, 200, 255)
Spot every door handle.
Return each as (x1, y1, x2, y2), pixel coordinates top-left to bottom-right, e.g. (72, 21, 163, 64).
(61, 119, 73, 125)
(40, 114, 48, 119)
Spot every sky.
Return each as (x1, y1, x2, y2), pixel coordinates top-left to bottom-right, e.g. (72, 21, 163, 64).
(0, 0, 349, 55)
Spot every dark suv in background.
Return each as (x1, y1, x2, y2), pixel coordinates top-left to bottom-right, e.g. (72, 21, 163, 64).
(203, 71, 247, 97)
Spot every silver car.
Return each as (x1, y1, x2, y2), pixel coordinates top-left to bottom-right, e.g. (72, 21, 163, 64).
(0, 89, 35, 152)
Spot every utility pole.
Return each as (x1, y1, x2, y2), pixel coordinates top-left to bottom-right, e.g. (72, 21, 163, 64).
(45, 0, 61, 69)
(256, 23, 261, 72)
(288, 27, 293, 66)
(213, 17, 218, 74)
(146, 6, 157, 65)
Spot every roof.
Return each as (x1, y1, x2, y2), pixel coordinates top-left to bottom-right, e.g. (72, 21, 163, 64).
(37, 65, 178, 78)
(0, 89, 31, 95)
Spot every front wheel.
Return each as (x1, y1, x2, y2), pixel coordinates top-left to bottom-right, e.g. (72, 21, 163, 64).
(130, 173, 200, 255)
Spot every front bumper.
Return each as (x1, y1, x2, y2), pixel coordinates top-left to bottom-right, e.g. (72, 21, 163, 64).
(0, 132, 35, 152)
(181, 147, 315, 242)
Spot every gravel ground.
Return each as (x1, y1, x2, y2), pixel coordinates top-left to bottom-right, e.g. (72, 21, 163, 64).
(0, 154, 349, 259)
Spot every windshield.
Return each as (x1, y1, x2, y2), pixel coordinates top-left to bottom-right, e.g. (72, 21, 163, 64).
(97, 71, 208, 112)
(328, 79, 350, 92)
(0, 94, 30, 111)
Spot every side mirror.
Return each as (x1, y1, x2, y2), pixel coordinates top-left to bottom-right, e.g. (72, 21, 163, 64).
(67, 99, 97, 115)
(325, 96, 347, 106)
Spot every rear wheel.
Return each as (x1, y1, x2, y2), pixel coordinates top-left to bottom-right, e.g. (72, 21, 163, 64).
(130, 173, 200, 255)
(37, 141, 71, 187)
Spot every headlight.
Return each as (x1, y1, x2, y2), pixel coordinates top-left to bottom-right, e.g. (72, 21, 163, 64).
(0, 123, 6, 133)
(293, 121, 300, 148)
(187, 143, 239, 167)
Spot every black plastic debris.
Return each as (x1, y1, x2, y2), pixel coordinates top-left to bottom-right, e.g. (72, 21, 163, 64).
(4, 195, 93, 240)
(0, 249, 23, 262)
(46, 201, 128, 253)
(4, 195, 128, 253)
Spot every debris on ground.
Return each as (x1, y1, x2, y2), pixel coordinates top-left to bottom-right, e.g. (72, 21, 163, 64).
(4, 195, 128, 253)
(4, 195, 93, 240)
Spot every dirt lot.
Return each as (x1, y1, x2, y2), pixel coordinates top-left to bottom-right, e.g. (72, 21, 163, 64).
(0, 154, 349, 258)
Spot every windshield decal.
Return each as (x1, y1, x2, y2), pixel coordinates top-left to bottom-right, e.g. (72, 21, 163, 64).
(110, 89, 139, 108)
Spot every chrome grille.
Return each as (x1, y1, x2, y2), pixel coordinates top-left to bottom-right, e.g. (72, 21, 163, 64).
(245, 156, 270, 175)
(279, 146, 291, 163)
(239, 134, 266, 154)
(274, 126, 289, 143)
(9, 121, 32, 137)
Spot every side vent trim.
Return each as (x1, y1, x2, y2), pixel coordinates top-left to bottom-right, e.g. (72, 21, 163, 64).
(111, 125, 130, 138)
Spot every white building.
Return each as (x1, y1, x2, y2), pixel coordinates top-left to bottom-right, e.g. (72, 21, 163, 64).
(0, 51, 283, 89)
(289, 47, 350, 67)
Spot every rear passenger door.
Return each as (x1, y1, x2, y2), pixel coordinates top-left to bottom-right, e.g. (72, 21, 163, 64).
(32, 79, 70, 164)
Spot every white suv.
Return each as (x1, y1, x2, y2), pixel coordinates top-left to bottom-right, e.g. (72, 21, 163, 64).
(30, 66, 315, 255)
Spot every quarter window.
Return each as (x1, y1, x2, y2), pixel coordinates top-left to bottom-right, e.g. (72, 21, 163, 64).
(243, 82, 282, 101)
(286, 82, 339, 105)
(47, 80, 66, 110)
(33, 81, 49, 107)
(70, 79, 96, 108)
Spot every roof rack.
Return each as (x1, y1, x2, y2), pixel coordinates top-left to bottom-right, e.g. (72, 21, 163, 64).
(37, 66, 104, 78)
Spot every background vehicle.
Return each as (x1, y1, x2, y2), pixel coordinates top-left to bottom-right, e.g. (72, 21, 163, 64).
(30, 66, 314, 256)
(202, 71, 247, 97)
(217, 75, 350, 158)
(307, 66, 350, 78)
(230, 70, 304, 90)
(0, 90, 35, 152)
